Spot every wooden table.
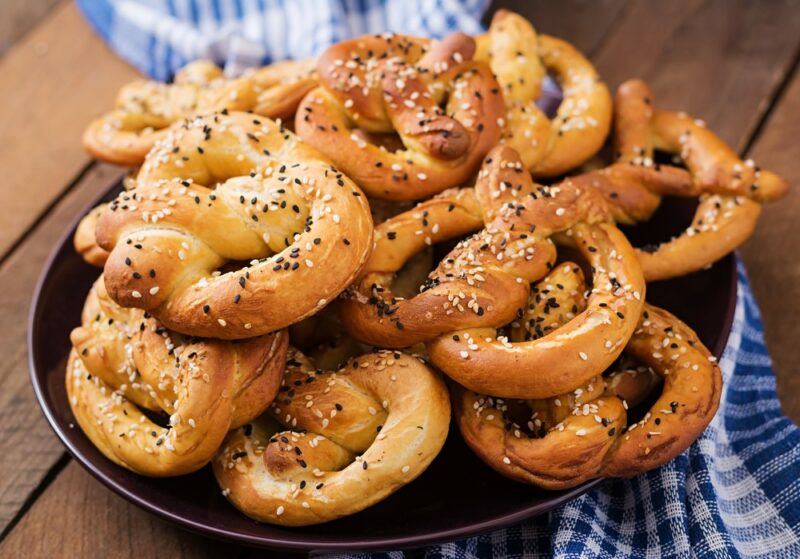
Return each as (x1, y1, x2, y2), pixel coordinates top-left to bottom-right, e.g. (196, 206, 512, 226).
(0, 1, 798, 556)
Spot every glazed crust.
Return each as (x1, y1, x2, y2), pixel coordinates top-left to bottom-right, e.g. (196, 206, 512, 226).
(213, 350, 450, 526)
(96, 111, 373, 339)
(295, 32, 504, 200)
(83, 59, 317, 166)
(66, 277, 288, 476)
(454, 303, 722, 489)
(475, 10, 612, 177)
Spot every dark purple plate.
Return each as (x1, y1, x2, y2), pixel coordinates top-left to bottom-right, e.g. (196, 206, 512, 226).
(28, 179, 737, 552)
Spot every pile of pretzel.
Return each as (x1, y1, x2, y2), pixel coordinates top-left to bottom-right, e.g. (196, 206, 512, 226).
(66, 10, 787, 526)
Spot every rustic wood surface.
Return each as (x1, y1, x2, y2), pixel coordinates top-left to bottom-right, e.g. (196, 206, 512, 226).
(0, 1, 797, 557)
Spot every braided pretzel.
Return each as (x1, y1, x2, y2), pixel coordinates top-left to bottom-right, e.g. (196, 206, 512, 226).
(295, 32, 504, 200)
(95, 111, 373, 339)
(415, 146, 643, 399)
(213, 349, 450, 526)
(584, 79, 789, 281)
(66, 277, 288, 476)
(474, 10, 612, 177)
(453, 302, 721, 489)
(84, 59, 317, 166)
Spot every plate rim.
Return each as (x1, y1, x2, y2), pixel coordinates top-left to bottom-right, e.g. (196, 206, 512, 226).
(27, 178, 737, 551)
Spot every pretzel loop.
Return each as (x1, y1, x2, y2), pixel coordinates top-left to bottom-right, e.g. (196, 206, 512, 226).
(295, 33, 504, 200)
(426, 146, 645, 399)
(476, 10, 612, 177)
(453, 301, 722, 489)
(96, 111, 373, 339)
(66, 277, 288, 476)
(83, 59, 317, 166)
(213, 349, 450, 526)
(587, 79, 789, 281)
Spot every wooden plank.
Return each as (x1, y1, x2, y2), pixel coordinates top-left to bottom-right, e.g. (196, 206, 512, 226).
(740, 69, 800, 423)
(0, 462, 231, 558)
(0, 163, 122, 532)
(0, 0, 61, 56)
(590, 0, 800, 148)
(0, 1, 139, 259)
(485, 0, 630, 55)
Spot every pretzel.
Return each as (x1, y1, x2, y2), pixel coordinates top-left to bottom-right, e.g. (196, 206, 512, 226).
(583, 79, 789, 281)
(474, 10, 612, 177)
(294, 32, 504, 200)
(66, 277, 288, 476)
(74, 203, 110, 266)
(213, 349, 450, 526)
(95, 111, 373, 339)
(453, 302, 722, 489)
(84, 59, 317, 166)
(410, 146, 643, 399)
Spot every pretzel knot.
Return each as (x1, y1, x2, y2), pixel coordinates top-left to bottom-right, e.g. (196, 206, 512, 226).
(95, 111, 373, 339)
(453, 302, 722, 489)
(475, 10, 612, 177)
(582, 79, 789, 281)
(213, 349, 450, 526)
(66, 277, 288, 476)
(83, 59, 317, 166)
(295, 32, 505, 200)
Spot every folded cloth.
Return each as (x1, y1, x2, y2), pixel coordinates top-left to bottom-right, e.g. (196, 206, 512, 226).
(76, 0, 489, 79)
(76, 1, 800, 557)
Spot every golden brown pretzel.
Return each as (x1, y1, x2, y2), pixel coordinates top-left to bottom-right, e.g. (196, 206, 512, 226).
(213, 349, 450, 526)
(423, 146, 645, 399)
(475, 10, 612, 177)
(585, 79, 789, 281)
(74, 203, 110, 266)
(95, 111, 373, 339)
(454, 302, 722, 489)
(66, 277, 288, 476)
(295, 32, 504, 200)
(84, 59, 317, 166)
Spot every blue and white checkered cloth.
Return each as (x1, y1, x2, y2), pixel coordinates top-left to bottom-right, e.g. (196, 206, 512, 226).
(76, 1, 800, 557)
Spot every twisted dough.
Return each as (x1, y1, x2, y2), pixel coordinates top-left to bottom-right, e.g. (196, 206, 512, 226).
(454, 302, 722, 489)
(213, 349, 450, 526)
(584, 79, 789, 281)
(475, 10, 612, 177)
(295, 32, 504, 200)
(427, 146, 645, 399)
(96, 111, 373, 339)
(66, 277, 288, 476)
(84, 59, 317, 166)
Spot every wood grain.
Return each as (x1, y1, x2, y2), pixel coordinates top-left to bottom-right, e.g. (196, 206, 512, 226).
(1, 0, 799, 552)
(0, 0, 60, 56)
(0, 1, 138, 260)
(740, 69, 800, 423)
(0, 163, 121, 532)
(590, 0, 800, 148)
(0, 462, 231, 558)
(485, 0, 629, 54)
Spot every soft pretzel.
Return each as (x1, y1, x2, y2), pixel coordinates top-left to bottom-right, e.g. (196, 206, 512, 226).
(454, 302, 721, 489)
(474, 10, 612, 177)
(213, 349, 450, 526)
(95, 111, 373, 339)
(74, 203, 110, 267)
(66, 277, 288, 476)
(84, 59, 317, 166)
(295, 32, 504, 200)
(417, 146, 644, 399)
(583, 79, 789, 281)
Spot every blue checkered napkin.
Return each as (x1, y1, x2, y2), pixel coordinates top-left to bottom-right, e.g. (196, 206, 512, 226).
(75, 2, 800, 557)
(76, 0, 490, 80)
